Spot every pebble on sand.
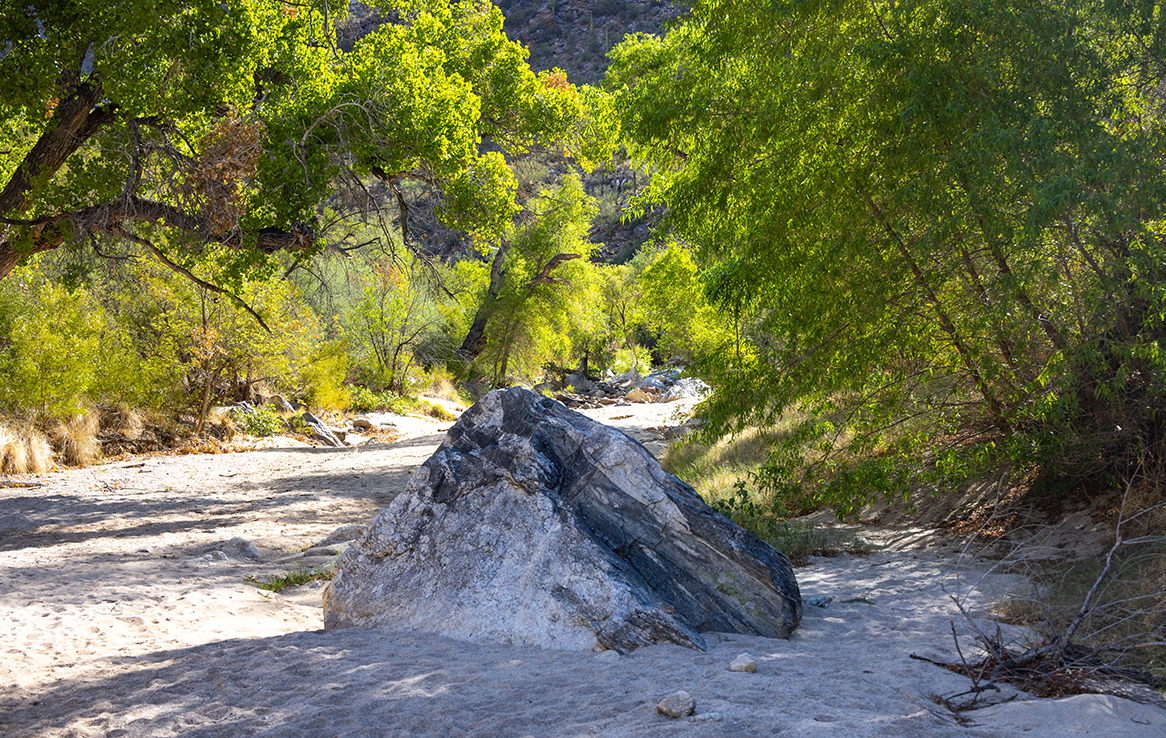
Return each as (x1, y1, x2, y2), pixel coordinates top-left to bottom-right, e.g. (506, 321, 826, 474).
(656, 690, 696, 718)
(729, 653, 758, 673)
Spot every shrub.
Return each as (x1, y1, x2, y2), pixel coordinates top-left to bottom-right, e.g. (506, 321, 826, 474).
(234, 406, 285, 437)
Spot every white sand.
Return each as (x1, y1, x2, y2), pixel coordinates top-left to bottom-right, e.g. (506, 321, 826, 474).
(1, 399, 1163, 737)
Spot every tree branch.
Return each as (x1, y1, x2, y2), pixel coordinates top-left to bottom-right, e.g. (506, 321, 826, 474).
(525, 252, 580, 289)
(110, 225, 272, 333)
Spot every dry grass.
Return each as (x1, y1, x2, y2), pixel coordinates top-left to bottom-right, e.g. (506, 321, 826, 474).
(0, 421, 53, 474)
(662, 426, 775, 504)
(53, 412, 101, 467)
(99, 403, 144, 440)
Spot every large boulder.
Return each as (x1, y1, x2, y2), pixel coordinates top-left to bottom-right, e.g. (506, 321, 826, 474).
(323, 387, 801, 652)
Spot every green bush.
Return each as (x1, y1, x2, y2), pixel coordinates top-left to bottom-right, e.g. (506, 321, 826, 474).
(234, 406, 285, 437)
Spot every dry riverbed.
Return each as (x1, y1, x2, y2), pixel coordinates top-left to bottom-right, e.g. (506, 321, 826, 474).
(1, 399, 1163, 737)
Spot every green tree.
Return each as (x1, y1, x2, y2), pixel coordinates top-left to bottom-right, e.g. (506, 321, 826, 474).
(0, 0, 614, 289)
(341, 258, 447, 394)
(638, 241, 732, 365)
(458, 174, 604, 383)
(609, 0, 1166, 505)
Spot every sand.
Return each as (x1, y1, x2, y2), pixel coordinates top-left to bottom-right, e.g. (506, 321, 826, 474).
(1, 399, 1163, 737)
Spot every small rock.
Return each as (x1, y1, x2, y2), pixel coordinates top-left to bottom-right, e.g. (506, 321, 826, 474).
(596, 649, 621, 663)
(204, 550, 229, 561)
(302, 545, 341, 557)
(729, 653, 758, 673)
(625, 387, 655, 403)
(656, 691, 696, 719)
(692, 712, 723, 722)
(804, 595, 832, 608)
(318, 524, 367, 547)
(351, 418, 374, 431)
(221, 537, 261, 560)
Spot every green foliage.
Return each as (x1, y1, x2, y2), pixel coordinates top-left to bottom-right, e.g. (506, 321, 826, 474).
(340, 259, 447, 395)
(299, 340, 351, 414)
(610, 0, 1166, 512)
(347, 385, 455, 421)
(245, 563, 333, 592)
(134, 247, 327, 415)
(0, 264, 158, 417)
(638, 241, 734, 364)
(234, 405, 284, 437)
(708, 480, 872, 566)
(474, 174, 606, 382)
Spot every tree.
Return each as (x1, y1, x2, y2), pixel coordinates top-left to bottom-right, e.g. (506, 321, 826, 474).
(457, 174, 603, 383)
(0, 0, 613, 292)
(341, 258, 446, 394)
(608, 0, 1166, 505)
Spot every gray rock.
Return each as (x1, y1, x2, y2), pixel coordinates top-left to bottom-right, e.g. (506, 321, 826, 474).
(323, 387, 801, 653)
(729, 653, 758, 673)
(318, 525, 367, 547)
(564, 373, 594, 394)
(656, 691, 696, 718)
(220, 537, 261, 560)
(804, 595, 832, 608)
(611, 368, 642, 387)
(302, 545, 343, 557)
(662, 377, 709, 402)
(266, 394, 297, 415)
(301, 411, 344, 448)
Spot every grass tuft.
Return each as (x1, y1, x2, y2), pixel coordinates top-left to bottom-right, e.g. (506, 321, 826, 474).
(244, 563, 334, 592)
(53, 412, 101, 467)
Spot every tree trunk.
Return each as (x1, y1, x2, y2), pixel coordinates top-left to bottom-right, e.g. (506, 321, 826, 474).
(457, 241, 511, 362)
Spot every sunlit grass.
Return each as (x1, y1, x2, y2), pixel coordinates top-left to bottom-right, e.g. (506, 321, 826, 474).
(245, 563, 334, 592)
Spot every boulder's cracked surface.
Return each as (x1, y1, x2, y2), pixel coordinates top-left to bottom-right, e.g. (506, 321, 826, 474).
(323, 387, 801, 652)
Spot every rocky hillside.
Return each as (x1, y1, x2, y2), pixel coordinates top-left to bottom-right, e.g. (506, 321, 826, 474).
(340, 1, 683, 84)
(494, 0, 682, 83)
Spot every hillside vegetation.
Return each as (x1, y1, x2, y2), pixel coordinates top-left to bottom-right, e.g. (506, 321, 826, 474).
(0, 0, 1163, 521)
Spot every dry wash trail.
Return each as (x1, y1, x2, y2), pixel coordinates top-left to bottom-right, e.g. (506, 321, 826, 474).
(1, 399, 1163, 737)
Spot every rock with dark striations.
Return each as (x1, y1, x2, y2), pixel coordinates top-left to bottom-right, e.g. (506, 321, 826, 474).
(322, 387, 801, 652)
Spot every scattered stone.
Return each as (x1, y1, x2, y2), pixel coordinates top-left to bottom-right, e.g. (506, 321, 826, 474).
(318, 525, 367, 547)
(804, 595, 833, 608)
(323, 388, 802, 653)
(662, 377, 710, 402)
(656, 691, 696, 718)
(220, 537, 261, 561)
(564, 373, 594, 394)
(729, 653, 758, 673)
(266, 395, 297, 415)
(301, 411, 344, 448)
(302, 545, 342, 557)
(625, 387, 655, 403)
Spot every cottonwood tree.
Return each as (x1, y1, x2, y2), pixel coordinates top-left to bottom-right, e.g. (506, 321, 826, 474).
(0, 0, 613, 295)
(457, 174, 604, 383)
(608, 0, 1166, 508)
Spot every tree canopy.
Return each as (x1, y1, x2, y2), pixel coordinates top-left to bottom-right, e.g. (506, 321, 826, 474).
(0, 0, 615, 285)
(609, 0, 1166, 505)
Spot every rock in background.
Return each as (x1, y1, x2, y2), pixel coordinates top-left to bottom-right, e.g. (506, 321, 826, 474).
(323, 387, 801, 652)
